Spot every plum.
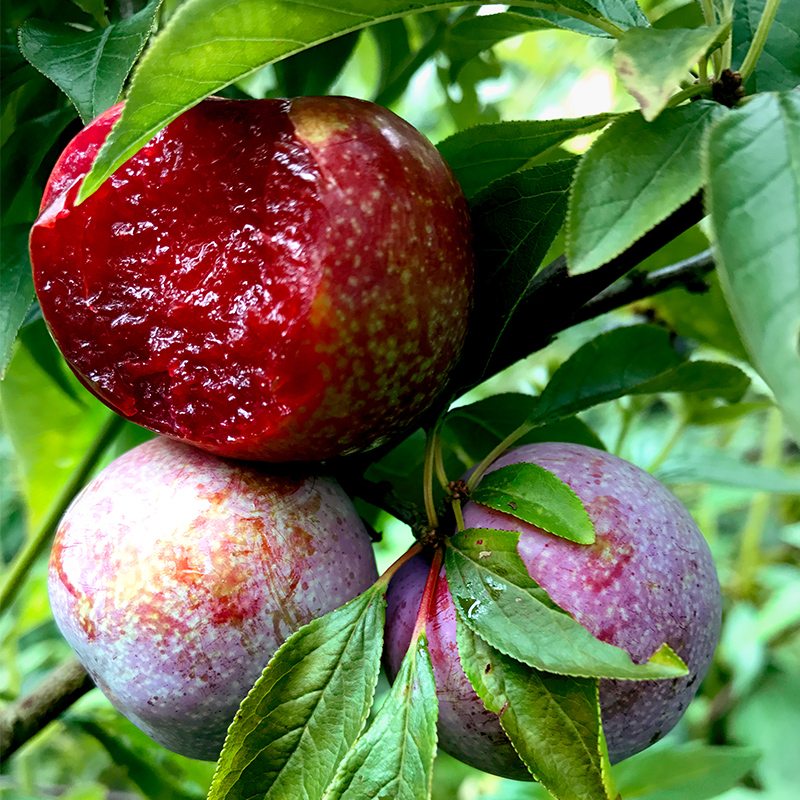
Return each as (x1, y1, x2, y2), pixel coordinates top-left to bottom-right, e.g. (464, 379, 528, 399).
(48, 436, 378, 760)
(29, 96, 473, 462)
(384, 442, 721, 778)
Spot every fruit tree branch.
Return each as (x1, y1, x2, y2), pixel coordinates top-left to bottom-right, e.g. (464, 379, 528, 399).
(0, 656, 95, 760)
(475, 193, 707, 387)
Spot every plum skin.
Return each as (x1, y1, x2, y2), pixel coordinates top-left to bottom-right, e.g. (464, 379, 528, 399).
(48, 436, 379, 761)
(30, 95, 474, 462)
(384, 442, 722, 779)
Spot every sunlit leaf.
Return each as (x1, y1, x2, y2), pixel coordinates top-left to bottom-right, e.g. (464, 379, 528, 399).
(567, 102, 724, 275)
(614, 24, 729, 121)
(322, 634, 437, 800)
(209, 586, 385, 800)
(705, 91, 800, 443)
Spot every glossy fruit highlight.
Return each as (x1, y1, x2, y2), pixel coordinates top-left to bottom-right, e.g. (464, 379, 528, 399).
(48, 436, 378, 760)
(31, 96, 473, 461)
(384, 442, 721, 778)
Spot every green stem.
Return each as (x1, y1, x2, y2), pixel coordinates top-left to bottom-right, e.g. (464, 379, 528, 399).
(736, 406, 784, 596)
(647, 413, 687, 474)
(667, 82, 713, 108)
(451, 498, 466, 533)
(465, 420, 536, 492)
(699, 0, 722, 75)
(739, 0, 782, 82)
(374, 541, 423, 590)
(613, 400, 636, 457)
(0, 413, 125, 616)
(423, 428, 439, 530)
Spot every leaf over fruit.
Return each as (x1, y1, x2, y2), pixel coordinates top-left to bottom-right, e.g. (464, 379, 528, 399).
(208, 586, 385, 800)
(445, 528, 688, 680)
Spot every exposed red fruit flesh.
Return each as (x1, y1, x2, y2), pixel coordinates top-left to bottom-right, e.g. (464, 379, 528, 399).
(31, 97, 473, 461)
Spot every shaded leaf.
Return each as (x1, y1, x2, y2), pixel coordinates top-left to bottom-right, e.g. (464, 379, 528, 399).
(457, 622, 611, 800)
(445, 527, 688, 679)
(705, 91, 800, 443)
(614, 24, 730, 121)
(208, 586, 385, 800)
(322, 634, 437, 800)
(0, 225, 35, 376)
(470, 462, 594, 544)
(18, 0, 161, 124)
(469, 158, 576, 379)
(531, 325, 749, 426)
(438, 115, 613, 198)
(567, 102, 724, 275)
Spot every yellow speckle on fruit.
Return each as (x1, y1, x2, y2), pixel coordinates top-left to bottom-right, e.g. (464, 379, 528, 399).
(289, 104, 349, 145)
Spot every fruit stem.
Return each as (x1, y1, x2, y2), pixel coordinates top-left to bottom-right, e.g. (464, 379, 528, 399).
(411, 546, 444, 644)
(466, 420, 535, 492)
(736, 406, 784, 596)
(0, 412, 125, 616)
(646, 412, 687, 474)
(375, 541, 424, 590)
(423, 427, 440, 530)
(451, 498, 467, 533)
(739, 0, 782, 82)
(699, 0, 723, 76)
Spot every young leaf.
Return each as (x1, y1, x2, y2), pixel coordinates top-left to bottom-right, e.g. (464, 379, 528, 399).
(529, 325, 749, 426)
(437, 115, 614, 198)
(732, 0, 800, 93)
(445, 528, 688, 680)
(457, 621, 612, 800)
(18, 0, 161, 124)
(468, 159, 576, 378)
(470, 462, 595, 544)
(208, 586, 385, 800)
(322, 634, 438, 800)
(567, 102, 724, 275)
(614, 24, 730, 121)
(78, 0, 629, 202)
(705, 91, 800, 443)
(0, 225, 35, 376)
(613, 742, 760, 800)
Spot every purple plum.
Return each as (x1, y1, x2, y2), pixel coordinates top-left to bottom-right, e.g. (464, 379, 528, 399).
(385, 442, 721, 778)
(48, 436, 378, 760)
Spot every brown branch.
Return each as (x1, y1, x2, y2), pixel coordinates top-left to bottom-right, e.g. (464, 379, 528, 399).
(0, 656, 95, 760)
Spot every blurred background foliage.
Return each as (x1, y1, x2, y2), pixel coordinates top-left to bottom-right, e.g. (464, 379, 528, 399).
(2, 1, 799, 798)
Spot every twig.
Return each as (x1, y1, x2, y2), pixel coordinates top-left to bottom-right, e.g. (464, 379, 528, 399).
(0, 656, 95, 760)
(570, 248, 715, 326)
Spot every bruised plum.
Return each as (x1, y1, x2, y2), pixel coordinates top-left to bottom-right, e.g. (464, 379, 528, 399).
(48, 436, 378, 760)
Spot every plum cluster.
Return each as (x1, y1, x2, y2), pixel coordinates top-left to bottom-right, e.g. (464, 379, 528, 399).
(36, 97, 720, 775)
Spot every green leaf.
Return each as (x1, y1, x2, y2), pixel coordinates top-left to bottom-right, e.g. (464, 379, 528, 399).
(0, 335, 107, 529)
(613, 743, 761, 800)
(0, 225, 35, 377)
(77, 0, 628, 202)
(733, 0, 800, 93)
(445, 527, 688, 680)
(468, 159, 576, 378)
(208, 586, 385, 800)
(567, 102, 724, 275)
(1, 105, 77, 224)
(437, 115, 614, 199)
(18, 0, 161, 124)
(322, 634, 438, 800)
(614, 24, 730, 121)
(470, 462, 595, 544)
(457, 622, 612, 800)
(705, 91, 800, 443)
(530, 325, 749, 426)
